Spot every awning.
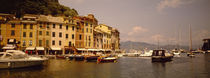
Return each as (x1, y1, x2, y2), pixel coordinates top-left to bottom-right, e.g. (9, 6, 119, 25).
(87, 49, 100, 51)
(77, 48, 87, 51)
(36, 47, 44, 50)
(115, 49, 121, 51)
(51, 47, 62, 50)
(2, 46, 15, 49)
(9, 39, 14, 43)
(26, 47, 35, 50)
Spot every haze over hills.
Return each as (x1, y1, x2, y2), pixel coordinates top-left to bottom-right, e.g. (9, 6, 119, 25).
(120, 41, 189, 52)
(0, 0, 78, 18)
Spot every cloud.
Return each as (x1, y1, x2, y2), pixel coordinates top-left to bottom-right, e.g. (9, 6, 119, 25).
(157, 0, 195, 12)
(128, 26, 148, 36)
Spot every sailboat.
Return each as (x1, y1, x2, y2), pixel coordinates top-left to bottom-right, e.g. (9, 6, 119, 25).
(187, 25, 195, 57)
(172, 29, 181, 55)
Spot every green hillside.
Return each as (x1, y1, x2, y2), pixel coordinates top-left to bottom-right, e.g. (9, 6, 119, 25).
(0, 0, 78, 18)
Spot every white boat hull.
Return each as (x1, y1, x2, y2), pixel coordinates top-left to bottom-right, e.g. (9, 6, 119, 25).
(0, 59, 47, 69)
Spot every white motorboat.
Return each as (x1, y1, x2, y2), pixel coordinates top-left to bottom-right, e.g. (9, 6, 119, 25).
(126, 52, 141, 57)
(172, 49, 181, 55)
(0, 50, 48, 69)
(140, 50, 153, 57)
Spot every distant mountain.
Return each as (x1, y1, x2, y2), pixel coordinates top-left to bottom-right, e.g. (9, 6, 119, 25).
(120, 41, 189, 52)
(0, 0, 78, 18)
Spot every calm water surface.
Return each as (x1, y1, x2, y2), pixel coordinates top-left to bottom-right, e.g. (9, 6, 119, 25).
(0, 53, 210, 78)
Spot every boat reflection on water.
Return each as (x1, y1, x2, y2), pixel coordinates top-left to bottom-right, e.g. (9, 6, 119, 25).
(152, 62, 167, 78)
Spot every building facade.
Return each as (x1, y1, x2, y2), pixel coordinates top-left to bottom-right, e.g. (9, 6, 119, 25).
(0, 13, 120, 54)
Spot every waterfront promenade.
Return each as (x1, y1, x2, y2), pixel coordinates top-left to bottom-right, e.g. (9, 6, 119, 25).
(0, 53, 209, 78)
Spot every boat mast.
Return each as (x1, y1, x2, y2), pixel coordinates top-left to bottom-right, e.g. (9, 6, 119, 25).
(157, 37, 160, 49)
(189, 24, 192, 51)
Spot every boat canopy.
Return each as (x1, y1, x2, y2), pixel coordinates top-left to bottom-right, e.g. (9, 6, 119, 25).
(2, 45, 16, 50)
(77, 48, 87, 51)
(36, 47, 44, 50)
(51, 47, 62, 50)
(25, 47, 35, 50)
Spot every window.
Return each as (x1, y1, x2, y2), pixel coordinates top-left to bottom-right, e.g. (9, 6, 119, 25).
(23, 40, 26, 46)
(90, 24, 92, 27)
(30, 24, 33, 29)
(89, 36, 91, 41)
(0, 30, 1, 35)
(59, 41, 62, 46)
(47, 23, 49, 29)
(53, 24, 56, 28)
(90, 29, 92, 33)
(77, 22, 80, 26)
(82, 28, 84, 33)
(29, 40, 32, 46)
(86, 23, 88, 26)
(72, 26, 74, 31)
(11, 24, 15, 28)
(39, 31, 42, 35)
(39, 25, 42, 28)
(52, 40, 55, 45)
(29, 32, 32, 37)
(46, 31, 49, 36)
(66, 34, 68, 39)
(66, 25, 68, 30)
(52, 32, 55, 37)
(46, 40, 49, 46)
(59, 32, 62, 38)
(86, 28, 88, 33)
(59, 24, 62, 29)
(11, 30, 15, 36)
(72, 34, 74, 39)
(39, 40, 42, 46)
(77, 27, 79, 32)
(23, 32, 26, 37)
(23, 24, 27, 29)
(79, 35, 82, 40)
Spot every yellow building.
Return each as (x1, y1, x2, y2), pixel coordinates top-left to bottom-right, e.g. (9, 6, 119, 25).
(0, 14, 22, 50)
(95, 24, 112, 50)
(20, 15, 37, 52)
(83, 14, 98, 49)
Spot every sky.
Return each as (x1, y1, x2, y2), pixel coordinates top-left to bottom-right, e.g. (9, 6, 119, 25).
(59, 0, 210, 47)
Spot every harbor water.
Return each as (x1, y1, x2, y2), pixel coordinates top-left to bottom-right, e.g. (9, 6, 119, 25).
(0, 53, 210, 78)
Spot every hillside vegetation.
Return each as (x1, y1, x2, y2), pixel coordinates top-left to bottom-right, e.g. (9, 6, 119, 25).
(0, 0, 78, 18)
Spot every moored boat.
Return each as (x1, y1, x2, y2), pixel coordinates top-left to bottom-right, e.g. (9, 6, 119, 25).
(65, 54, 75, 60)
(172, 49, 181, 55)
(0, 50, 48, 69)
(56, 55, 66, 59)
(74, 55, 85, 61)
(140, 50, 153, 57)
(98, 56, 117, 63)
(85, 55, 100, 62)
(151, 50, 173, 62)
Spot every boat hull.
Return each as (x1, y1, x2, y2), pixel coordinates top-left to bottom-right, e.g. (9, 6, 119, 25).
(98, 57, 117, 63)
(0, 60, 46, 69)
(152, 56, 173, 62)
(86, 56, 99, 62)
(74, 56, 85, 61)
